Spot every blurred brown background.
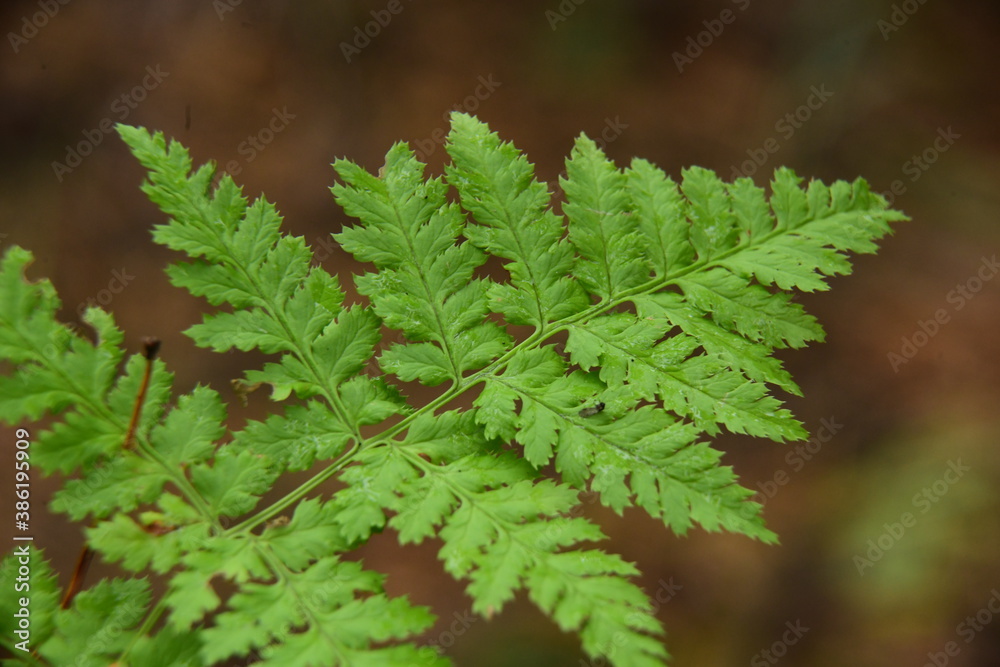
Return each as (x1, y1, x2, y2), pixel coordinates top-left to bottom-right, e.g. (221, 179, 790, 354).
(2, 1, 999, 665)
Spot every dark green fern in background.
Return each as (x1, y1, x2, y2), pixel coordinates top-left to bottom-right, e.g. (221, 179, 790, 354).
(0, 113, 905, 666)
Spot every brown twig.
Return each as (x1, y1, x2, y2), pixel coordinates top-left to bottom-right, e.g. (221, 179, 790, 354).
(61, 338, 160, 609)
(59, 546, 94, 610)
(123, 337, 160, 451)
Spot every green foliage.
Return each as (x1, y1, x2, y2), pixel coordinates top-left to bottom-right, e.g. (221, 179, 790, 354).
(0, 113, 905, 665)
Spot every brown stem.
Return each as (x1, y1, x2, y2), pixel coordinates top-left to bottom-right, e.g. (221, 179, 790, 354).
(62, 338, 161, 609)
(59, 546, 94, 610)
(122, 337, 160, 451)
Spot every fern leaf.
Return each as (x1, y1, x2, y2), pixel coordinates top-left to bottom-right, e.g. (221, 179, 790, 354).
(645, 291, 798, 393)
(199, 557, 439, 666)
(40, 579, 150, 666)
(671, 267, 824, 349)
(150, 385, 227, 467)
(625, 158, 693, 279)
(562, 136, 648, 299)
(0, 548, 60, 652)
(679, 166, 741, 260)
(87, 513, 210, 574)
(717, 170, 896, 291)
(125, 627, 203, 667)
(188, 448, 277, 518)
(333, 142, 511, 385)
(446, 114, 590, 326)
(0, 116, 903, 667)
(234, 400, 353, 471)
(327, 407, 670, 662)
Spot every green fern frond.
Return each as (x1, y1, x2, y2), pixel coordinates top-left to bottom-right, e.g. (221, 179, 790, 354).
(0, 113, 904, 666)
